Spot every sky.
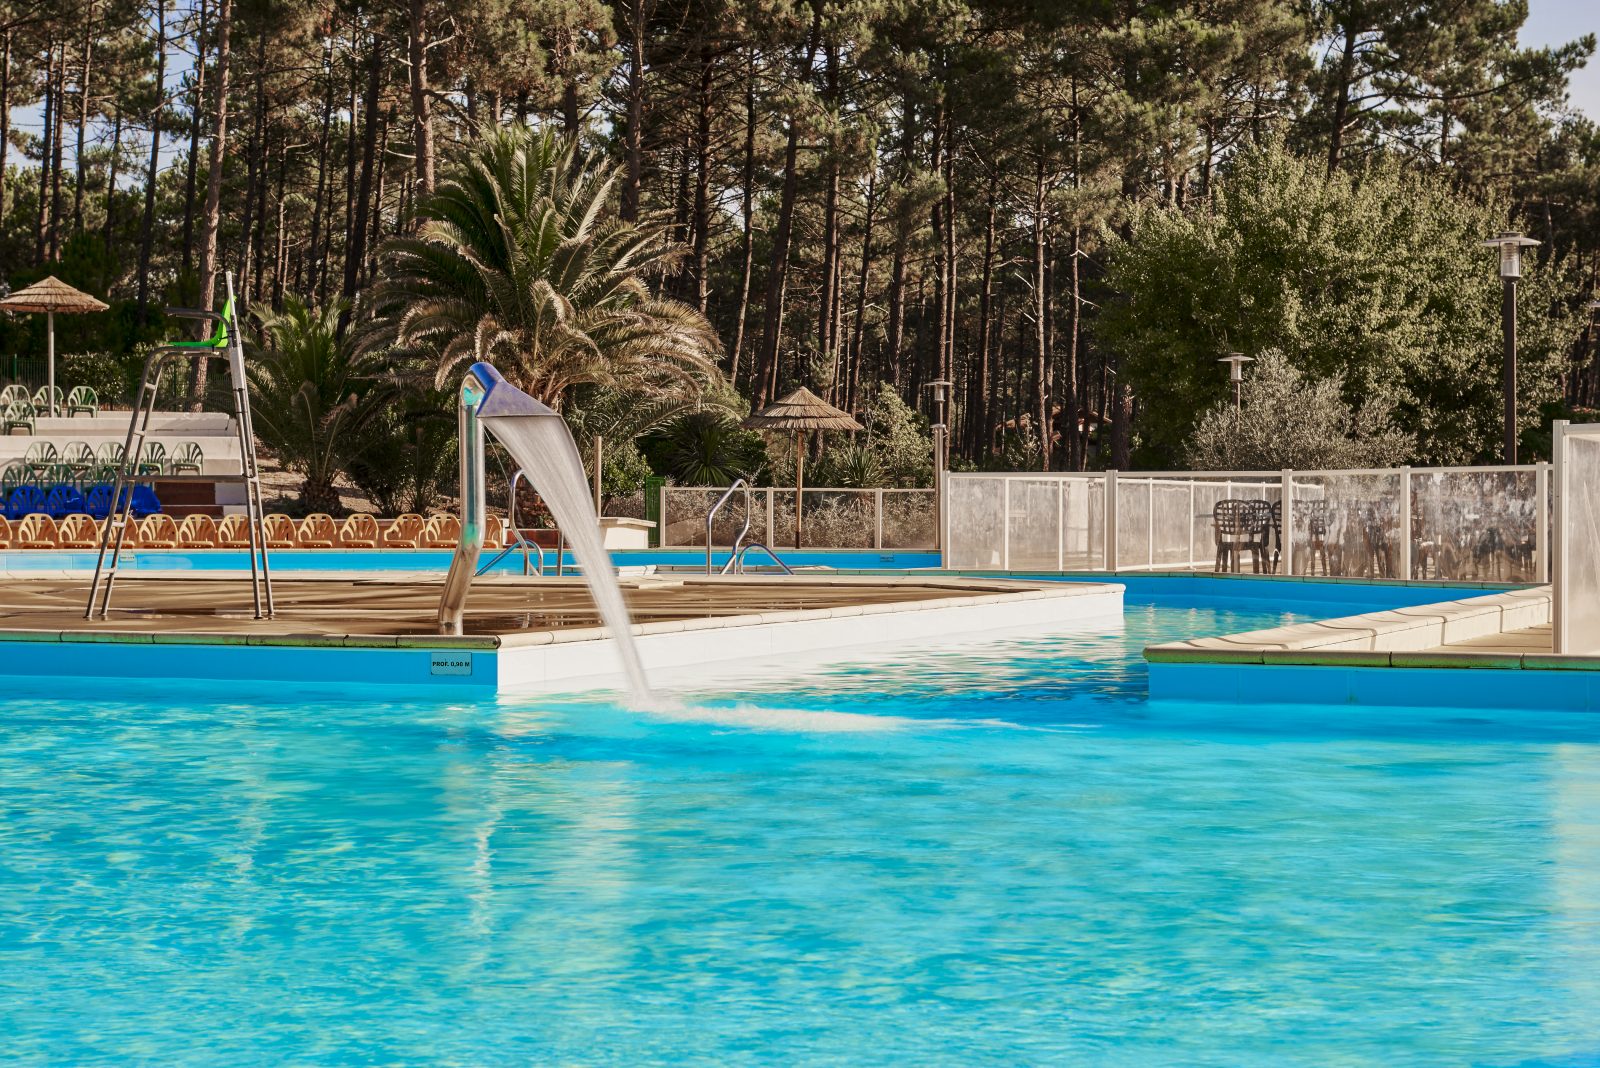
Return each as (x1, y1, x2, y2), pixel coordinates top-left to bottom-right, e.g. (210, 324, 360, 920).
(1525, 0, 1600, 118)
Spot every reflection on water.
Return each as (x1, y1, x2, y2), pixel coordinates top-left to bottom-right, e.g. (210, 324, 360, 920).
(3, 602, 1600, 1064)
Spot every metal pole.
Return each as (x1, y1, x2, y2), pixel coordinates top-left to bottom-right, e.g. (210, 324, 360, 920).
(1536, 460, 1550, 585)
(592, 434, 603, 514)
(1504, 276, 1518, 464)
(1103, 470, 1118, 571)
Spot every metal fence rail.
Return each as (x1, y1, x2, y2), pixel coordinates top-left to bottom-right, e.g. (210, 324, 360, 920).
(946, 465, 1550, 584)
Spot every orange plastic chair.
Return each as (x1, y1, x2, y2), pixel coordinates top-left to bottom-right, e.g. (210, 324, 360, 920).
(215, 514, 253, 548)
(57, 514, 100, 549)
(263, 514, 297, 549)
(420, 513, 460, 548)
(298, 513, 337, 548)
(483, 513, 506, 549)
(383, 514, 424, 548)
(177, 514, 219, 548)
(337, 513, 380, 548)
(15, 514, 60, 549)
(0, 516, 12, 549)
(137, 514, 179, 548)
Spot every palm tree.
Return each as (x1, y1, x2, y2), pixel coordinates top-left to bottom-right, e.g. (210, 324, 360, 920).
(248, 296, 372, 513)
(357, 126, 722, 406)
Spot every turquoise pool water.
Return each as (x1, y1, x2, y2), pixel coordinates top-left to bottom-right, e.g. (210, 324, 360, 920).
(5, 598, 1599, 1065)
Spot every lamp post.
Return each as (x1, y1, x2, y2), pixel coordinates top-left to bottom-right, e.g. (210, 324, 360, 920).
(1483, 231, 1541, 464)
(1218, 353, 1253, 411)
(925, 379, 953, 551)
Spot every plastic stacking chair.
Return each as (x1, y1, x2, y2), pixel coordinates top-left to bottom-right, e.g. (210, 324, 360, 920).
(22, 440, 58, 478)
(137, 513, 179, 548)
(57, 514, 100, 549)
(31, 385, 63, 415)
(1, 462, 29, 496)
(6, 484, 47, 521)
(420, 513, 460, 548)
(14, 513, 60, 548)
(297, 513, 337, 548)
(95, 441, 124, 468)
(168, 441, 203, 476)
(176, 514, 219, 548)
(60, 441, 94, 478)
(136, 441, 167, 477)
(0, 515, 12, 548)
(383, 514, 424, 548)
(0, 385, 26, 408)
(129, 485, 162, 517)
(64, 385, 98, 417)
(45, 483, 86, 519)
(262, 514, 298, 549)
(215, 514, 253, 548)
(337, 513, 380, 548)
(2, 399, 36, 435)
(83, 483, 114, 519)
(484, 513, 506, 550)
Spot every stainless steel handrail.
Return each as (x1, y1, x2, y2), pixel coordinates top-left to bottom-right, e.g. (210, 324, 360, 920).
(706, 478, 753, 574)
(734, 541, 795, 575)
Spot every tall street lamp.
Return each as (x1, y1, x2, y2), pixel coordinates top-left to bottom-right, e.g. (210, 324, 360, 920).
(1218, 353, 1253, 412)
(1483, 231, 1541, 464)
(925, 380, 953, 552)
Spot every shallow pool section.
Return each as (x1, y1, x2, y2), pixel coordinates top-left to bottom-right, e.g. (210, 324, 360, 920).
(5, 599, 1599, 1064)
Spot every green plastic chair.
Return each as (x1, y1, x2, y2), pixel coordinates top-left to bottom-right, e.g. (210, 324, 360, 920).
(22, 440, 58, 477)
(31, 384, 63, 414)
(92, 463, 121, 484)
(2, 400, 35, 435)
(64, 385, 98, 417)
(137, 440, 167, 476)
(0, 385, 27, 408)
(60, 441, 94, 477)
(168, 441, 203, 476)
(95, 441, 125, 467)
(1, 462, 30, 495)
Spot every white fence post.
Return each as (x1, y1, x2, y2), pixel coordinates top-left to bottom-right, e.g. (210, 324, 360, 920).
(1536, 460, 1549, 585)
(1280, 470, 1294, 576)
(1399, 466, 1412, 580)
(766, 489, 775, 547)
(1554, 422, 1569, 652)
(1104, 470, 1118, 572)
(1001, 477, 1012, 571)
(1188, 481, 1196, 568)
(875, 489, 885, 551)
(1056, 478, 1066, 571)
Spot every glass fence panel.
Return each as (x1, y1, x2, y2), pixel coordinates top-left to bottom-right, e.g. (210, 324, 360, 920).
(769, 490, 798, 548)
(1289, 472, 1399, 578)
(1116, 479, 1152, 569)
(947, 477, 1005, 569)
(1410, 469, 1539, 583)
(1063, 478, 1103, 570)
(1562, 436, 1600, 653)
(882, 491, 937, 549)
(798, 489, 874, 549)
(661, 487, 768, 547)
(1008, 479, 1063, 570)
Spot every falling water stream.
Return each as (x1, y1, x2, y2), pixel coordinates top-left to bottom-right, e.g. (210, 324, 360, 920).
(479, 414, 654, 705)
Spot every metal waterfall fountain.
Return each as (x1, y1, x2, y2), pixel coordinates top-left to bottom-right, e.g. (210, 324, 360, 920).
(437, 362, 652, 703)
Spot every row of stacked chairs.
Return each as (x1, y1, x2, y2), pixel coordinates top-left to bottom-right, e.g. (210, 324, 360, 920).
(2, 439, 204, 484)
(0, 384, 99, 433)
(5, 481, 161, 521)
(0, 511, 509, 551)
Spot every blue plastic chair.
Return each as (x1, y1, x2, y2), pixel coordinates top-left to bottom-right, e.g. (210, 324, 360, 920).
(84, 483, 114, 519)
(46, 483, 86, 519)
(5, 484, 47, 520)
(131, 485, 162, 517)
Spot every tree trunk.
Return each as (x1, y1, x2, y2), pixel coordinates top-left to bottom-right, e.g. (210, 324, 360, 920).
(341, 37, 384, 319)
(50, 37, 67, 261)
(407, 0, 434, 196)
(136, 0, 167, 321)
(34, 37, 52, 264)
(71, 2, 96, 236)
(1327, 22, 1356, 175)
(181, 0, 208, 283)
(973, 183, 996, 459)
(1033, 155, 1049, 472)
(690, 33, 714, 314)
(304, 31, 335, 299)
(0, 28, 11, 227)
(729, 50, 758, 387)
(619, 0, 647, 222)
(101, 110, 122, 255)
(189, 0, 232, 409)
(235, 31, 267, 302)
(847, 163, 877, 415)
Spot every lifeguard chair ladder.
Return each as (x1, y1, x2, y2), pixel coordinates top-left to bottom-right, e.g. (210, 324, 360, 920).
(85, 272, 275, 620)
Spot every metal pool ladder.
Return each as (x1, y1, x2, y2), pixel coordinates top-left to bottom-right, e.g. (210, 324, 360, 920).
(705, 479, 793, 575)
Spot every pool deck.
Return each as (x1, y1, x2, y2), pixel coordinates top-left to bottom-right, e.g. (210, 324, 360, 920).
(0, 574, 1125, 694)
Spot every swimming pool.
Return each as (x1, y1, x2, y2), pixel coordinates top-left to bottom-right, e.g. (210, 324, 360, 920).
(5, 591, 1596, 1064)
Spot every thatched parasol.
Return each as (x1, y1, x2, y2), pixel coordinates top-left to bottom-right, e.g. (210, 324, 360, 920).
(0, 276, 110, 416)
(745, 387, 862, 549)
